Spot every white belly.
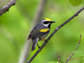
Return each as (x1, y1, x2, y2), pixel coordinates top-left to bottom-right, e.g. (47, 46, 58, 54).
(41, 33, 49, 39)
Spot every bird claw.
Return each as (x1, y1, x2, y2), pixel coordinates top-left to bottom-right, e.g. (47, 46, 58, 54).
(37, 43, 41, 49)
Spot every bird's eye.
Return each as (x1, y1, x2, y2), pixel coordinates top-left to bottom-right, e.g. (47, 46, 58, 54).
(43, 21, 49, 24)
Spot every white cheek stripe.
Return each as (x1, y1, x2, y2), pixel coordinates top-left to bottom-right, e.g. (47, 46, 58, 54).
(43, 23, 50, 27)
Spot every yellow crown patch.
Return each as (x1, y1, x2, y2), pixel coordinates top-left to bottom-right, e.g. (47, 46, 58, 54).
(45, 18, 51, 21)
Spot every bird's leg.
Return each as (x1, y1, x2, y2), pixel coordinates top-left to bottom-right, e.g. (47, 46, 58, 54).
(42, 38, 47, 42)
(37, 43, 40, 49)
(37, 38, 47, 49)
(45, 39, 47, 42)
(42, 39, 45, 41)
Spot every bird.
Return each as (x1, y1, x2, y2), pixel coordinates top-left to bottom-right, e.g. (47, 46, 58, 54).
(28, 18, 55, 51)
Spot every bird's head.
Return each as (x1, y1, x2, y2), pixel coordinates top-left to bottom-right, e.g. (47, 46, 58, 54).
(41, 18, 55, 28)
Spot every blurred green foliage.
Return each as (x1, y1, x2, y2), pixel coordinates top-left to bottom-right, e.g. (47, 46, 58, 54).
(68, 0, 82, 6)
(0, 0, 84, 63)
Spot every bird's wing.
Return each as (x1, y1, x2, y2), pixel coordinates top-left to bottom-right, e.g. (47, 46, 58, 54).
(28, 28, 49, 39)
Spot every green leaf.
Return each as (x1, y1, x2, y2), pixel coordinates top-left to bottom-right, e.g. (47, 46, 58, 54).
(68, 0, 82, 6)
(47, 61, 57, 63)
(74, 50, 84, 56)
(47, 61, 61, 63)
(57, 61, 61, 63)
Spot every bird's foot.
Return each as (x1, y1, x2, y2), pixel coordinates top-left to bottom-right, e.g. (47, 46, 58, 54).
(41, 38, 45, 41)
(42, 39, 47, 42)
(37, 43, 40, 49)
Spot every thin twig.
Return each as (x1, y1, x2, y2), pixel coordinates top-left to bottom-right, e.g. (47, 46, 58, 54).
(33, 0, 47, 25)
(18, 0, 47, 63)
(0, 0, 16, 16)
(65, 35, 81, 63)
(27, 6, 84, 63)
(57, 55, 63, 63)
(58, 55, 60, 62)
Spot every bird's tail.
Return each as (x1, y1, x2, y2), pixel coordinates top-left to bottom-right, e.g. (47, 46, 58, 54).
(32, 38, 38, 51)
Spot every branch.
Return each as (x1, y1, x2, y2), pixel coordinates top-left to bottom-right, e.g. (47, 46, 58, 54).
(18, 0, 47, 63)
(27, 6, 84, 63)
(33, 0, 47, 25)
(58, 55, 60, 62)
(0, 0, 16, 16)
(57, 55, 64, 63)
(65, 34, 81, 63)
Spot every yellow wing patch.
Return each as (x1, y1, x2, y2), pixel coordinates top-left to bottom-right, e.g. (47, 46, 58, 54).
(45, 18, 51, 21)
(39, 28, 49, 32)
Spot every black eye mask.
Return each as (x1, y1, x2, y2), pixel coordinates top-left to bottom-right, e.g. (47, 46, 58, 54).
(43, 21, 50, 24)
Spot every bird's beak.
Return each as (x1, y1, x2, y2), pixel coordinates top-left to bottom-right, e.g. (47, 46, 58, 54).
(51, 21, 55, 23)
